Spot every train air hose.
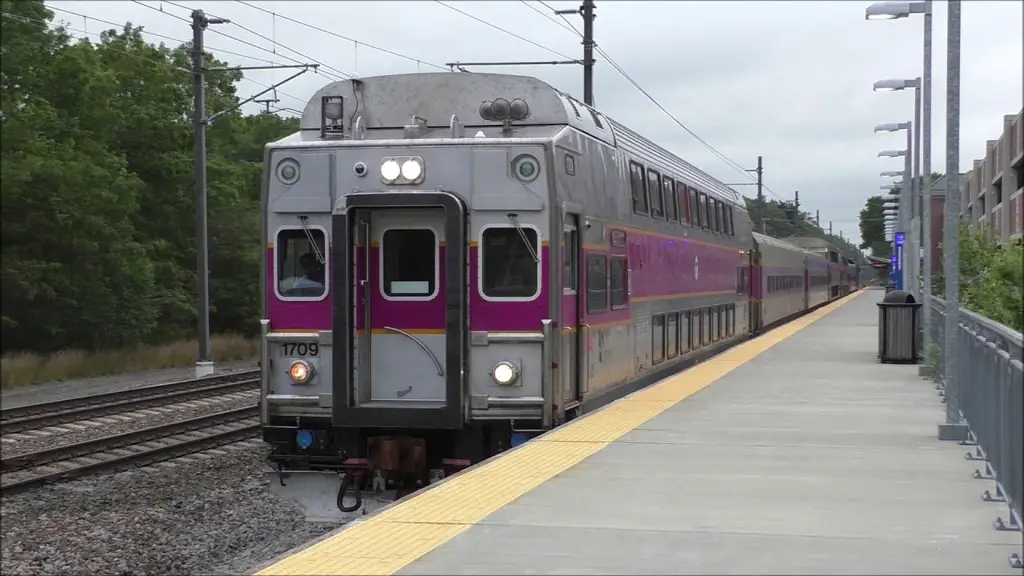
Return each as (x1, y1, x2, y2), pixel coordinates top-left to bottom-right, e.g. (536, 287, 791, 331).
(336, 472, 363, 513)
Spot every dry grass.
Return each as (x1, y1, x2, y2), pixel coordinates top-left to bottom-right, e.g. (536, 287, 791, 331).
(1, 335, 259, 389)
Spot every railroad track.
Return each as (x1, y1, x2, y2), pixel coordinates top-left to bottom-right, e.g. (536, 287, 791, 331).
(0, 406, 260, 495)
(0, 370, 260, 434)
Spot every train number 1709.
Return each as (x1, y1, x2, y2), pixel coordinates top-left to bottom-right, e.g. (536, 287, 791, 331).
(280, 342, 319, 357)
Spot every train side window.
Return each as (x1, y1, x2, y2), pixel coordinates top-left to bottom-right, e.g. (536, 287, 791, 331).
(382, 228, 437, 299)
(648, 169, 665, 218)
(689, 188, 701, 227)
(709, 199, 719, 233)
(679, 184, 692, 225)
(630, 161, 648, 215)
(609, 256, 628, 309)
(563, 227, 578, 292)
(704, 195, 714, 232)
(681, 310, 691, 352)
(696, 193, 707, 229)
(652, 314, 666, 365)
(586, 253, 608, 313)
(480, 226, 540, 300)
(663, 177, 679, 222)
(276, 227, 328, 300)
(726, 205, 734, 236)
(666, 312, 679, 359)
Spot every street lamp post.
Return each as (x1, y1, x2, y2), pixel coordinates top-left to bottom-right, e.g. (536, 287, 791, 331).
(866, 0, 963, 440)
(879, 149, 911, 290)
(874, 77, 927, 353)
(876, 123, 916, 300)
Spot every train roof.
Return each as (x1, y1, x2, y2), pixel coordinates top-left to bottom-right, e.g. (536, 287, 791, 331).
(752, 232, 813, 254)
(784, 236, 839, 253)
(290, 72, 742, 206)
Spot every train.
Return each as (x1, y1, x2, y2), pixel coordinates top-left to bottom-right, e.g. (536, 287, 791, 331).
(258, 72, 862, 521)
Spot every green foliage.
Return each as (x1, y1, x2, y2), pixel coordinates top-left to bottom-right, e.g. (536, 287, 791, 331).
(0, 1, 299, 354)
(744, 197, 867, 266)
(933, 223, 1023, 332)
(858, 195, 891, 259)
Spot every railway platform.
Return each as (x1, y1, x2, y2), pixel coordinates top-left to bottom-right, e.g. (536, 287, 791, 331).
(256, 289, 1022, 575)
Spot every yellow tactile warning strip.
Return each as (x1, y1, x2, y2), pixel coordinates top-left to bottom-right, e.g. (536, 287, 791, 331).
(256, 291, 864, 576)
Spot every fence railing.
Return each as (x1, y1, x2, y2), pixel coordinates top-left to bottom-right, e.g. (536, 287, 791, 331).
(927, 297, 1023, 562)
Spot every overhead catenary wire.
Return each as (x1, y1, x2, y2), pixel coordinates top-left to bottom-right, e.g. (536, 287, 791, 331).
(234, 0, 450, 73)
(131, 0, 348, 82)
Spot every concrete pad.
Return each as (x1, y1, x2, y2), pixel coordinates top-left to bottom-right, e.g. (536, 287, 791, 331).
(398, 292, 1022, 575)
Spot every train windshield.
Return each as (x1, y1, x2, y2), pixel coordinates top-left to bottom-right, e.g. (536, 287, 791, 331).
(481, 227, 540, 299)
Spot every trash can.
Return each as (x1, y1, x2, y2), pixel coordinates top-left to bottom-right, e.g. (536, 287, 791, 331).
(877, 290, 922, 364)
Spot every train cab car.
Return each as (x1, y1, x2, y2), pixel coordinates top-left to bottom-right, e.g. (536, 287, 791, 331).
(258, 72, 755, 521)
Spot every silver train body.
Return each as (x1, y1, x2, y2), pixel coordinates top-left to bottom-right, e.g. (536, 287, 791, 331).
(258, 73, 854, 521)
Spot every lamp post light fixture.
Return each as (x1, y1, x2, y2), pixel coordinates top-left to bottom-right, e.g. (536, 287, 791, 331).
(865, 1, 928, 20)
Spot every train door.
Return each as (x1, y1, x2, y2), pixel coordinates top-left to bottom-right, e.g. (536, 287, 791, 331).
(748, 248, 761, 334)
(354, 208, 449, 406)
(561, 216, 583, 415)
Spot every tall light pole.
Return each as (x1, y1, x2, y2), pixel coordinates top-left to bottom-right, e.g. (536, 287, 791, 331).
(876, 122, 915, 299)
(879, 149, 910, 290)
(874, 77, 928, 353)
(939, 0, 964, 440)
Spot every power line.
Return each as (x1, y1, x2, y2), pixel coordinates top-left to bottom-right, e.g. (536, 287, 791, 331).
(132, 0, 348, 82)
(235, 0, 449, 72)
(435, 1, 578, 62)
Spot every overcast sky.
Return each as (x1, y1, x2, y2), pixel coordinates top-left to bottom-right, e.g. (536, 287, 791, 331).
(51, 0, 1023, 247)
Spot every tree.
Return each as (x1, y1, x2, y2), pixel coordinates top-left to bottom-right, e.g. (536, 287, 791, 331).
(934, 223, 1023, 331)
(0, 1, 299, 354)
(858, 195, 891, 259)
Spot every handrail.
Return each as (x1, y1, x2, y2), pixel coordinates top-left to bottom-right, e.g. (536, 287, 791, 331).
(926, 297, 1023, 560)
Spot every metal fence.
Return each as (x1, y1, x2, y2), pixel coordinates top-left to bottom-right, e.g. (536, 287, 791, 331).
(927, 297, 1023, 560)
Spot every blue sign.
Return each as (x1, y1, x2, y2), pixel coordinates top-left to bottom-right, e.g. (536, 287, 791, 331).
(894, 232, 905, 247)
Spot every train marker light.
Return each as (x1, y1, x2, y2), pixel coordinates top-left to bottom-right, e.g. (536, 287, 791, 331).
(381, 156, 425, 185)
(288, 359, 314, 384)
(492, 361, 519, 386)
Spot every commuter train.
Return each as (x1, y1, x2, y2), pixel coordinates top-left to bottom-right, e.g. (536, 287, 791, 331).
(259, 72, 859, 521)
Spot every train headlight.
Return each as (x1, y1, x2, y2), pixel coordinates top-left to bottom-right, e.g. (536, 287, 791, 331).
(492, 361, 519, 386)
(288, 360, 315, 384)
(381, 159, 401, 183)
(401, 159, 422, 181)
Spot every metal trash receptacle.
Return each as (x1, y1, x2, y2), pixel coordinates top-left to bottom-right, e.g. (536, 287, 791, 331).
(877, 290, 922, 364)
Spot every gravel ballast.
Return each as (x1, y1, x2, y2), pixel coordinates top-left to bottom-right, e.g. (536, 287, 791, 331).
(1, 442, 355, 575)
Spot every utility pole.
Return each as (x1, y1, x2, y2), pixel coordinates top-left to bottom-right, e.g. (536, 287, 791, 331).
(793, 190, 800, 213)
(755, 155, 764, 234)
(192, 9, 225, 378)
(829, 221, 833, 236)
(191, 9, 318, 378)
(581, 0, 595, 106)
(816, 209, 820, 228)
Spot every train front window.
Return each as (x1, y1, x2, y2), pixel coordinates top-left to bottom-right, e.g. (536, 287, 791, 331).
(382, 229, 436, 298)
(277, 228, 327, 299)
(481, 226, 540, 299)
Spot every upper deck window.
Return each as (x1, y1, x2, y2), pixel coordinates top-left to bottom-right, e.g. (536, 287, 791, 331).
(629, 161, 648, 215)
(480, 225, 541, 300)
(648, 169, 665, 218)
(382, 229, 437, 299)
(276, 227, 327, 300)
(664, 177, 679, 222)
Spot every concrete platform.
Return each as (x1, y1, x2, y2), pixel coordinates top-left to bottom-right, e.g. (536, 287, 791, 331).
(400, 291, 1020, 575)
(256, 291, 1021, 575)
